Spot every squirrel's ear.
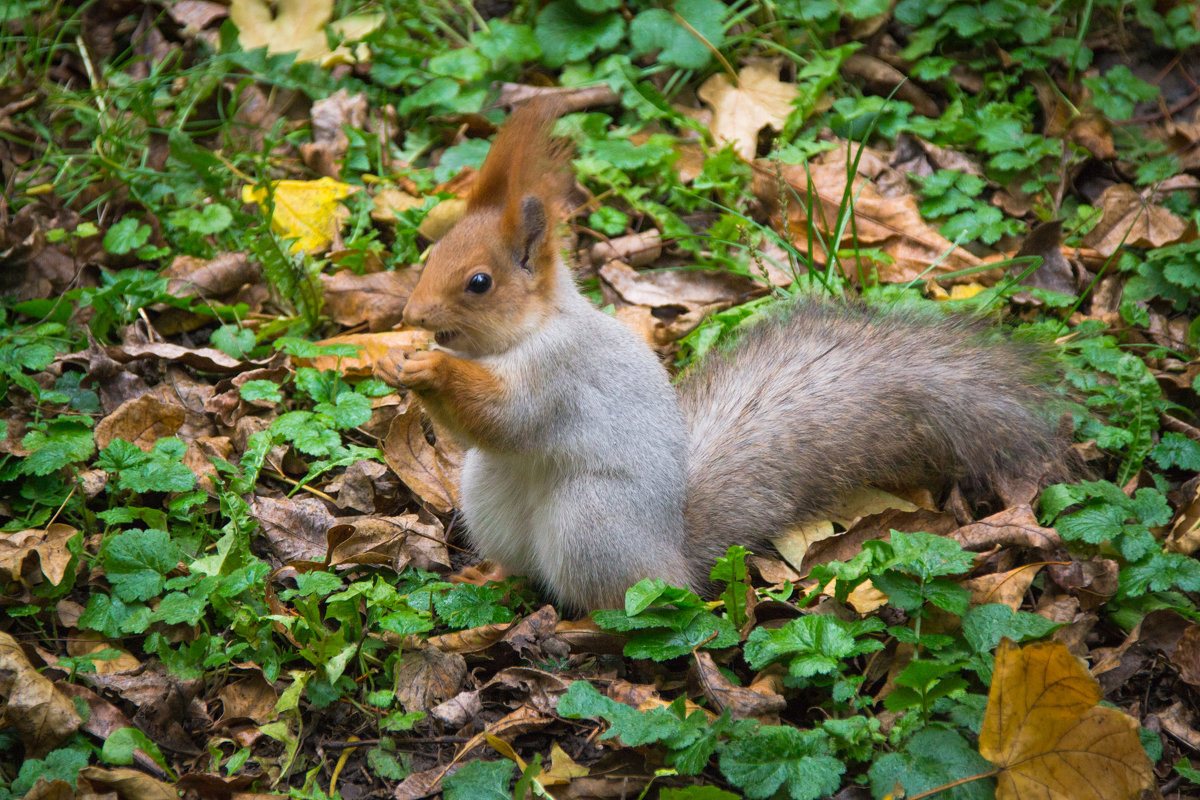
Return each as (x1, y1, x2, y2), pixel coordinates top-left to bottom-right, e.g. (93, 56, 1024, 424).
(512, 195, 548, 272)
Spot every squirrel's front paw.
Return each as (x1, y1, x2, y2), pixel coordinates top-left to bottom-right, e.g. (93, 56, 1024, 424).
(399, 349, 448, 393)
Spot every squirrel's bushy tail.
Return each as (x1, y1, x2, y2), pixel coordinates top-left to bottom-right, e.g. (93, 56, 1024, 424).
(677, 297, 1068, 573)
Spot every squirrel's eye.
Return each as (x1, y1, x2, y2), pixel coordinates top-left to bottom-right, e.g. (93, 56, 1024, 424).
(466, 272, 492, 294)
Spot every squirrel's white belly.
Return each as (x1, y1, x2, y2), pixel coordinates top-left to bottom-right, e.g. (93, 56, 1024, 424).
(459, 448, 564, 580)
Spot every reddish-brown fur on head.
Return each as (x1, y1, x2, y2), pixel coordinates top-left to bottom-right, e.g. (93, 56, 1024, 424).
(403, 98, 572, 357)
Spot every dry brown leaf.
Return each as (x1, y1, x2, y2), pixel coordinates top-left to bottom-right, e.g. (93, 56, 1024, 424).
(1082, 183, 1196, 257)
(249, 495, 336, 564)
(1171, 625, 1200, 687)
(394, 646, 467, 713)
(599, 259, 765, 309)
(78, 767, 176, 800)
(164, 252, 258, 301)
(217, 673, 279, 724)
(0, 632, 82, 757)
(371, 188, 424, 223)
(495, 82, 619, 113)
(755, 144, 989, 284)
(381, 404, 463, 513)
(698, 61, 799, 160)
(320, 269, 419, 331)
(951, 505, 1062, 552)
(419, 197, 468, 241)
(963, 565, 1043, 611)
(980, 639, 1153, 800)
(775, 487, 918, 571)
(1166, 479, 1200, 555)
(65, 632, 141, 674)
(307, 329, 431, 376)
(94, 394, 186, 451)
(55, 683, 166, 776)
(23, 779, 74, 800)
(691, 651, 786, 722)
(0, 523, 77, 588)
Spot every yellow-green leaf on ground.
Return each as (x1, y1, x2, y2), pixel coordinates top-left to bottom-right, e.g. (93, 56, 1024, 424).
(980, 639, 1153, 800)
(242, 177, 360, 253)
(229, 0, 382, 65)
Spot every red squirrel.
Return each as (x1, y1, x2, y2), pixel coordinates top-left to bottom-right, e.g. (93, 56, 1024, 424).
(376, 99, 1065, 614)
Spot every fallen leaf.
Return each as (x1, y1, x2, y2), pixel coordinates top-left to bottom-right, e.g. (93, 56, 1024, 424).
(775, 487, 918, 571)
(93, 394, 186, 451)
(0, 631, 82, 757)
(1082, 183, 1195, 257)
(0, 523, 77, 588)
(394, 646, 467, 713)
(229, 0, 381, 65)
(164, 252, 258, 300)
(698, 61, 799, 160)
(306, 329, 432, 375)
(381, 404, 463, 513)
(755, 144, 990, 284)
(320, 268, 420, 331)
(980, 639, 1153, 800)
(691, 651, 786, 722)
(78, 767, 176, 800)
(242, 177, 360, 253)
(951, 505, 1062, 552)
(1171, 625, 1200, 687)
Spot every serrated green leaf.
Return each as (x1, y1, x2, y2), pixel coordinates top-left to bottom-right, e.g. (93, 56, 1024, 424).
(718, 726, 843, 800)
(744, 614, 884, 677)
(435, 583, 513, 629)
(151, 591, 207, 625)
(630, 0, 726, 70)
(869, 728, 993, 800)
(1151, 432, 1200, 471)
(962, 604, 1059, 654)
(21, 419, 95, 476)
(443, 758, 515, 799)
(101, 529, 182, 602)
(240, 379, 283, 404)
(535, 1, 625, 67)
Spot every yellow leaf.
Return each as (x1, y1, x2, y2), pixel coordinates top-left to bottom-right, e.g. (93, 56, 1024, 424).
(698, 61, 799, 160)
(229, 0, 381, 65)
(243, 178, 359, 253)
(980, 639, 1154, 800)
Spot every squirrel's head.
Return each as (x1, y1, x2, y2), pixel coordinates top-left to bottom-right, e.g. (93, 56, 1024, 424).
(403, 99, 570, 358)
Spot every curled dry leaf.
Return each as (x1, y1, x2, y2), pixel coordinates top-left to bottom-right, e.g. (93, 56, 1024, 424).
(307, 329, 431, 376)
(963, 564, 1044, 611)
(249, 495, 337, 564)
(1166, 479, 1200, 555)
(0, 631, 82, 757)
(0, 523, 77, 588)
(775, 487, 918, 572)
(381, 404, 463, 514)
(600, 259, 765, 310)
(164, 252, 258, 301)
(55, 682, 165, 776)
(78, 767, 176, 800)
(23, 779, 73, 800)
(951, 505, 1062, 552)
(320, 269, 420, 331)
(980, 639, 1153, 800)
(1082, 183, 1196, 257)
(754, 145, 989, 284)
(1092, 609, 1192, 694)
(1170, 625, 1200, 687)
(94, 394, 186, 451)
(691, 651, 786, 722)
(698, 61, 799, 160)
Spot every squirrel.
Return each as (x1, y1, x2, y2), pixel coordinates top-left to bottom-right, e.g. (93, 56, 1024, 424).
(375, 99, 1067, 615)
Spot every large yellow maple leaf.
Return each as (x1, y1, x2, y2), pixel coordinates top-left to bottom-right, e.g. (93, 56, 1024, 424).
(229, 0, 382, 65)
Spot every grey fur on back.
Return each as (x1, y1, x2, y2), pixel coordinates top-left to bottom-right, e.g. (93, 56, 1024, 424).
(677, 297, 1064, 577)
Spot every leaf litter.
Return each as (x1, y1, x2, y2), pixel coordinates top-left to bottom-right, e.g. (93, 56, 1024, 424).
(1, 0, 1200, 798)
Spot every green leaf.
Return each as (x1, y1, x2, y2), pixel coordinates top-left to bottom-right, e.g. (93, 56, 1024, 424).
(240, 379, 283, 404)
(718, 726, 844, 800)
(535, 1, 625, 67)
(623, 613, 739, 660)
(103, 218, 152, 255)
(211, 325, 256, 359)
(443, 758, 515, 800)
(432, 138, 492, 184)
(588, 206, 629, 236)
(558, 681, 688, 746)
(12, 746, 91, 795)
(844, 0, 890, 18)
(869, 728, 994, 800)
(962, 604, 1059, 654)
(886, 531, 974, 580)
(151, 592, 207, 626)
(434, 583, 514, 629)
(101, 529, 182, 602)
(20, 419, 95, 476)
(102, 727, 170, 773)
(743, 615, 884, 678)
(474, 21, 541, 64)
(661, 788, 742, 800)
(630, 0, 726, 70)
(1055, 503, 1126, 544)
(316, 391, 373, 430)
(1151, 432, 1200, 470)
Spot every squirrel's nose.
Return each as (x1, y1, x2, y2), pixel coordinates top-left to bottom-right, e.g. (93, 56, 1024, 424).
(402, 301, 426, 329)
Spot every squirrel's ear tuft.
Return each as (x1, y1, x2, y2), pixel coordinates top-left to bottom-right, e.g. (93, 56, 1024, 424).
(514, 195, 547, 271)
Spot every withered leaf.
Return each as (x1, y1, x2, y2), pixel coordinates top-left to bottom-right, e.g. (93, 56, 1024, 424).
(93, 394, 186, 451)
(980, 639, 1153, 800)
(0, 523, 77, 587)
(0, 632, 82, 757)
(381, 405, 463, 513)
(320, 269, 420, 331)
(1082, 183, 1195, 257)
(698, 61, 799, 160)
(394, 646, 467, 713)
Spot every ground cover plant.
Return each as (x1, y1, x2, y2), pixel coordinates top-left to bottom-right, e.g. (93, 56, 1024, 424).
(2, 0, 1200, 797)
